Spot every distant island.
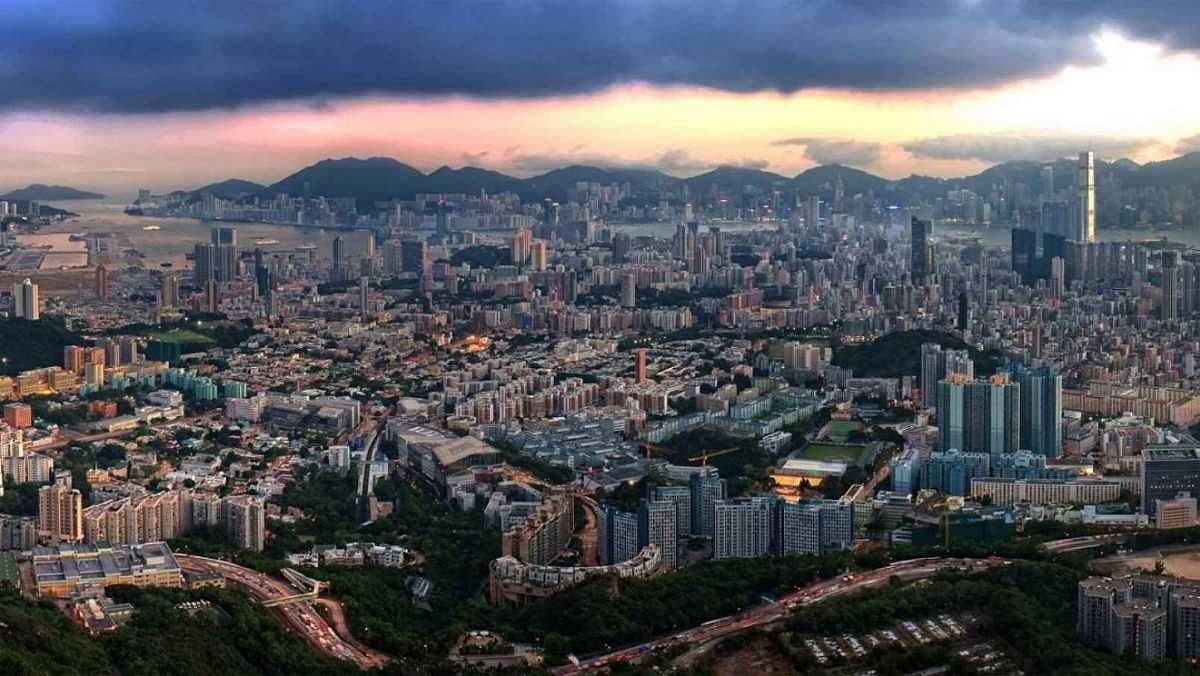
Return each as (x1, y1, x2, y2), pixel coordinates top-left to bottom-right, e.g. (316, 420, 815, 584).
(0, 184, 106, 201)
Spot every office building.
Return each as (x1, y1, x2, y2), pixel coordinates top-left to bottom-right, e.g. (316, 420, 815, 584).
(332, 236, 345, 281)
(910, 217, 931, 282)
(13, 278, 39, 320)
(1162, 251, 1179, 321)
(1075, 151, 1095, 243)
(1141, 447, 1200, 516)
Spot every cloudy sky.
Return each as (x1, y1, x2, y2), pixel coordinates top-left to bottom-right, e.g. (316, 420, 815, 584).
(6, 0, 1200, 194)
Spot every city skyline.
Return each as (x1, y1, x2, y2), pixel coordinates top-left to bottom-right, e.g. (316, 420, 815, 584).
(6, 4, 1200, 192)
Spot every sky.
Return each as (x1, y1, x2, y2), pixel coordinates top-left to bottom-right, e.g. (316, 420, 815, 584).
(6, 1, 1200, 195)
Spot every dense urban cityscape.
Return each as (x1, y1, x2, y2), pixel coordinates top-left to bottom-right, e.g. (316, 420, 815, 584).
(8, 2, 1200, 675)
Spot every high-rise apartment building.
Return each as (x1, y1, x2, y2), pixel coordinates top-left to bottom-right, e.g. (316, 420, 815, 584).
(689, 473, 727, 537)
(222, 494, 265, 552)
(598, 505, 638, 565)
(713, 497, 774, 560)
(920, 342, 973, 409)
(38, 482, 83, 543)
(1017, 366, 1063, 458)
(638, 500, 677, 570)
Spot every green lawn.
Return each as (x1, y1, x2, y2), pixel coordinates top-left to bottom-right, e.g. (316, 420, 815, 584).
(824, 420, 863, 443)
(797, 442, 865, 464)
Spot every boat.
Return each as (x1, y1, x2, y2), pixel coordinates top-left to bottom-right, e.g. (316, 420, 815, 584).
(142, 225, 161, 231)
(252, 238, 279, 245)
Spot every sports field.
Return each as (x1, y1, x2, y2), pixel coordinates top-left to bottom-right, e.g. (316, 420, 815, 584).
(798, 442, 864, 464)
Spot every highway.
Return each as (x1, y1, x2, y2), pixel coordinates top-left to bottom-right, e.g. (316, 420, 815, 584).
(554, 556, 1012, 674)
(176, 554, 389, 669)
(1040, 534, 1129, 553)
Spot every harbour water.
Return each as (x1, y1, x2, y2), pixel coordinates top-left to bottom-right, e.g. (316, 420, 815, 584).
(33, 198, 372, 268)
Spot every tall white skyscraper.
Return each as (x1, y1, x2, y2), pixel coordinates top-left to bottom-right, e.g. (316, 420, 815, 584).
(1077, 151, 1095, 243)
(13, 278, 39, 320)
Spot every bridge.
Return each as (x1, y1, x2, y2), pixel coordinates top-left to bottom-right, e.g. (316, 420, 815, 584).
(261, 567, 327, 607)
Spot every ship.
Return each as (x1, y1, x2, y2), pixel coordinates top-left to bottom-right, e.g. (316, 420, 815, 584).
(142, 225, 161, 231)
(252, 238, 279, 245)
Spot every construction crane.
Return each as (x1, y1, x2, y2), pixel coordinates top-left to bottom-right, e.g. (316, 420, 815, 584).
(640, 442, 672, 461)
(687, 447, 738, 467)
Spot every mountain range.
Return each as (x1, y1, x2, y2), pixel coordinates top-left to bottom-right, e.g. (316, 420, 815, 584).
(175, 152, 1200, 208)
(1, 184, 105, 201)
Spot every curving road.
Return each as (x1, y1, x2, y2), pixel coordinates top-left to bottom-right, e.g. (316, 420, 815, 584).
(554, 556, 1012, 674)
(176, 554, 389, 669)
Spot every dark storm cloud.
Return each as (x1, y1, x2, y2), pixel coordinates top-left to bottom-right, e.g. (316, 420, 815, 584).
(4, 0, 1200, 113)
(903, 133, 1157, 163)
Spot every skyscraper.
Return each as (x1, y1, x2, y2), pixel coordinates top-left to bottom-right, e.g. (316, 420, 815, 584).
(1162, 251, 1179, 321)
(621, 273, 637, 308)
(689, 473, 727, 537)
(1017, 366, 1063, 459)
(160, 272, 178, 308)
(359, 276, 370, 323)
(13, 278, 39, 320)
(95, 264, 109, 302)
(511, 228, 532, 267)
(937, 374, 969, 452)
(964, 375, 1021, 456)
(910, 217, 932, 283)
(957, 291, 969, 331)
(920, 343, 973, 409)
(193, 242, 215, 285)
(1076, 151, 1095, 243)
(331, 236, 345, 281)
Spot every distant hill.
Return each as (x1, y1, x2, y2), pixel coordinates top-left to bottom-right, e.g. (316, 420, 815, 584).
(190, 178, 265, 199)
(264, 157, 426, 207)
(0, 184, 104, 201)
(147, 149, 1200, 211)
